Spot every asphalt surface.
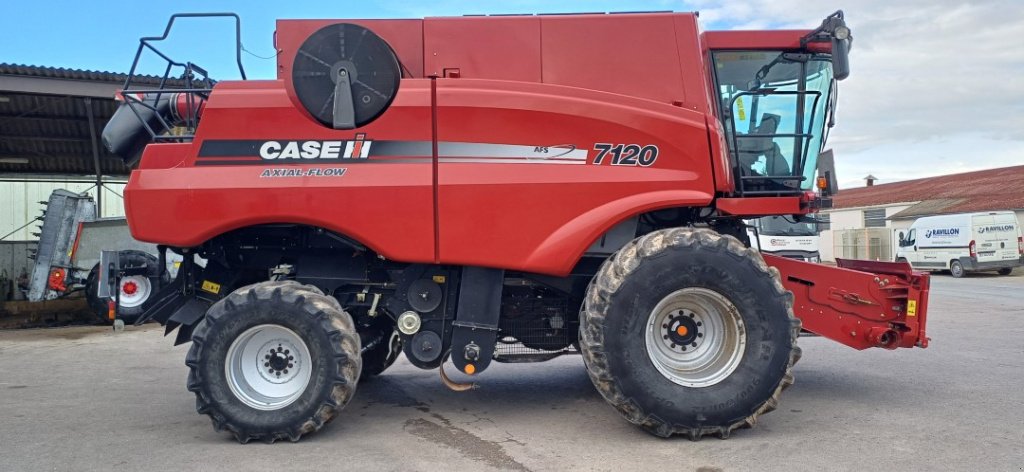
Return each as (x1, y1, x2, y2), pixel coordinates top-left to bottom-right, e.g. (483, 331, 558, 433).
(0, 271, 1022, 471)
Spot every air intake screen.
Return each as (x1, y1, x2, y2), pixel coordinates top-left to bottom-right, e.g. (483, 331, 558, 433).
(292, 23, 401, 128)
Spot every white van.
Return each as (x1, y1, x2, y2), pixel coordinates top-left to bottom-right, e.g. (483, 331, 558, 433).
(895, 211, 1023, 277)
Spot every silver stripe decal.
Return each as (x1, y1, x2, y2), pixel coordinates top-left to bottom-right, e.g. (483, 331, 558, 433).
(436, 142, 586, 160)
(438, 158, 585, 165)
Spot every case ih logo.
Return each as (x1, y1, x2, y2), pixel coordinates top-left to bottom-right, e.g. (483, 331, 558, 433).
(925, 228, 960, 238)
(259, 134, 371, 160)
(978, 225, 1014, 233)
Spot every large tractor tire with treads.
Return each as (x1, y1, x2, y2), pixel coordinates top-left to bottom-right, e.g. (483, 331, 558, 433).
(580, 228, 801, 440)
(185, 281, 361, 443)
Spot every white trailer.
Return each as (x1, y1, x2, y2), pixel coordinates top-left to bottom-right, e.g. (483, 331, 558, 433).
(895, 211, 1023, 277)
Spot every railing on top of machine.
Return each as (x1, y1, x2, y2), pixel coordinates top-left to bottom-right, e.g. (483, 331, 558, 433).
(119, 13, 247, 141)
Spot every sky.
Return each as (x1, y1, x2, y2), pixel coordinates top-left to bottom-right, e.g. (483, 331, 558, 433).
(2, 0, 1021, 189)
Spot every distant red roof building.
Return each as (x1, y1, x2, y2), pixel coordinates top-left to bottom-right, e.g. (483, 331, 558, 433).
(833, 165, 1024, 219)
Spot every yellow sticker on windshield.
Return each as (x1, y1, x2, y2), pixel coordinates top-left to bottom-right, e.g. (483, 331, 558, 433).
(736, 97, 746, 121)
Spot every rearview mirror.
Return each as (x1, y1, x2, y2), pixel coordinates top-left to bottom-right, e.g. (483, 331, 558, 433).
(832, 35, 851, 81)
(816, 149, 838, 196)
(803, 11, 852, 81)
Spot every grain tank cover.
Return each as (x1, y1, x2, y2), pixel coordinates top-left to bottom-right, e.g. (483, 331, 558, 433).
(291, 23, 401, 129)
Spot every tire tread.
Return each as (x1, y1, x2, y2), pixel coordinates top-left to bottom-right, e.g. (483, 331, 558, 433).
(185, 280, 360, 443)
(580, 227, 801, 439)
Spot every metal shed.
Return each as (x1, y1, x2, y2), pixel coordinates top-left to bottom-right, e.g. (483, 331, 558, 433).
(0, 64, 166, 285)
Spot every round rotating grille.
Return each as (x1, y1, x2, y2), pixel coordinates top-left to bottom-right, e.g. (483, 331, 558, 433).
(292, 23, 401, 128)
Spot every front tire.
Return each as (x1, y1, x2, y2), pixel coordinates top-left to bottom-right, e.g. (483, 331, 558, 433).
(997, 268, 1013, 276)
(950, 260, 965, 278)
(185, 281, 361, 443)
(580, 228, 800, 439)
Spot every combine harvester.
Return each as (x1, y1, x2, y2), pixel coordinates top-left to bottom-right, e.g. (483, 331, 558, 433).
(100, 11, 930, 443)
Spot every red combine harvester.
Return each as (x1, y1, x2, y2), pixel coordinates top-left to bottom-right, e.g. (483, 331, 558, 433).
(101, 11, 929, 443)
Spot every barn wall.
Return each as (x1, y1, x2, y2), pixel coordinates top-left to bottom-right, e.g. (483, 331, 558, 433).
(0, 180, 126, 241)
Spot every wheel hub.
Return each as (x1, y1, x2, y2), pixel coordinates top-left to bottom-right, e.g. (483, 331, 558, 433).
(118, 276, 152, 309)
(662, 310, 702, 349)
(645, 287, 747, 388)
(226, 325, 312, 410)
(264, 345, 294, 376)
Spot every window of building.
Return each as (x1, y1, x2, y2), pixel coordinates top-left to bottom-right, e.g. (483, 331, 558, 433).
(863, 208, 887, 228)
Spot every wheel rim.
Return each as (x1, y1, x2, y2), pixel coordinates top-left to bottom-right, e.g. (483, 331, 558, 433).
(644, 287, 746, 388)
(118, 276, 151, 308)
(225, 324, 313, 411)
(951, 262, 962, 277)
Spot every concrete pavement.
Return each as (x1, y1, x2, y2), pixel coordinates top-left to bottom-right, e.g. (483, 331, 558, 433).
(0, 271, 1021, 471)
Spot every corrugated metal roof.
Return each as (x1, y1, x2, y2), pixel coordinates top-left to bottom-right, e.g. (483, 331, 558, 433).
(0, 92, 126, 175)
(0, 63, 184, 176)
(834, 165, 1024, 216)
(0, 63, 173, 85)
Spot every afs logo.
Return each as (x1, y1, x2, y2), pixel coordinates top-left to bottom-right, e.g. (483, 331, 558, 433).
(259, 133, 371, 160)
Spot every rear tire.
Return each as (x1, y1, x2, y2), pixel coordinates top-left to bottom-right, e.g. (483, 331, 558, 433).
(950, 260, 965, 278)
(580, 228, 800, 439)
(185, 281, 361, 443)
(997, 268, 1013, 276)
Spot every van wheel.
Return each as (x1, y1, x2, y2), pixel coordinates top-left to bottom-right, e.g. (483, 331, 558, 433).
(997, 268, 1013, 276)
(896, 257, 909, 266)
(950, 260, 965, 278)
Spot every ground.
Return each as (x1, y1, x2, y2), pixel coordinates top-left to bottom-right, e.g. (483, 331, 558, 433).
(0, 271, 1021, 471)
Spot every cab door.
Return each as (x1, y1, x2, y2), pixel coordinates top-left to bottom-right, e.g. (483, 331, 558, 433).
(901, 228, 920, 265)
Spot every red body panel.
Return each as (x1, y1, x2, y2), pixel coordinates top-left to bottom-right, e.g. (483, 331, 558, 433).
(126, 80, 437, 263)
(434, 79, 713, 273)
(127, 13, 724, 275)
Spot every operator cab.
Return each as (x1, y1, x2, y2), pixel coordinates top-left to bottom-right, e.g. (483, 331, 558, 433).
(710, 11, 850, 197)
